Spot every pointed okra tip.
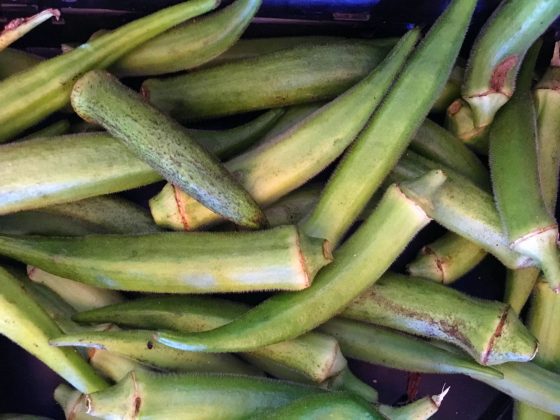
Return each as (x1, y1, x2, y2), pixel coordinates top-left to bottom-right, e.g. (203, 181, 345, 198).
(398, 169, 447, 213)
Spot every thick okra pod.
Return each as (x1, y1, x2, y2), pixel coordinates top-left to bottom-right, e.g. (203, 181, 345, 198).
(0, 267, 107, 393)
(489, 44, 560, 292)
(0, 9, 60, 51)
(302, 0, 476, 245)
(0, 226, 330, 293)
(155, 174, 437, 352)
(0, 48, 42, 80)
(112, 0, 261, 76)
(150, 30, 419, 230)
(462, 0, 560, 128)
(341, 272, 537, 365)
(0, 0, 219, 143)
(142, 40, 391, 121)
(72, 70, 265, 229)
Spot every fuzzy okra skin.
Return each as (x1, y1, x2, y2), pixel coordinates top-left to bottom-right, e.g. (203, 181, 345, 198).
(155, 174, 436, 353)
(0, 9, 60, 51)
(301, 0, 477, 245)
(462, 0, 560, 128)
(445, 99, 490, 154)
(0, 266, 108, 393)
(142, 40, 391, 122)
(0, 48, 42, 80)
(0, 226, 330, 293)
(72, 70, 265, 229)
(74, 295, 347, 384)
(83, 371, 325, 419)
(150, 29, 419, 231)
(341, 272, 537, 365)
(112, 0, 261, 76)
(0, 0, 219, 143)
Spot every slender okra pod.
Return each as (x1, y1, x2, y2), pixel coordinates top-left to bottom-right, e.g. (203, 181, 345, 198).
(341, 272, 537, 365)
(0, 0, 219, 143)
(0, 9, 60, 51)
(19, 119, 71, 141)
(489, 42, 560, 292)
(264, 184, 322, 227)
(462, 0, 560, 128)
(0, 48, 42, 80)
(82, 371, 325, 418)
(88, 348, 153, 382)
(258, 103, 323, 144)
(320, 318, 502, 379)
(154, 173, 438, 352)
(301, 0, 477, 245)
(504, 267, 540, 315)
(0, 225, 331, 293)
(445, 99, 490, 154)
(431, 65, 463, 113)
(74, 295, 347, 384)
(142, 40, 392, 122)
(112, 0, 261, 76)
(150, 29, 420, 231)
(378, 389, 449, 420)
(72, 70, 266, 229)
(407, 233, 487, 284)
(0, 266, 107, 393)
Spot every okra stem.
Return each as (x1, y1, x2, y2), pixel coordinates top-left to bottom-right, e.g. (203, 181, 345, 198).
(0, 9, 60, 51)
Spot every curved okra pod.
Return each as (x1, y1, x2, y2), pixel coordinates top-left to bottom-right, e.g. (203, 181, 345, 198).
(0, 266, 107, 393)
(462, 0, 560, 128)
(149, 29, 420, 231)
(301, 0, 477, 245)
(74, 295, 347, 384)
(142, 40, 392, 122)
(489, 43, 560, 292)
(0, 0, 219, 143)
(112, 0, 261, 76)
(0, 9, 60, 51)
(503, 267, 540, 315)
(82, 371, 325, 419)
(0, 226, 330, 293)
(378, 389, 449, 420)
(320, 318, 502, 379)
(154, 174, 437, 352)
(71, 70, 265, 229)
(407, 233, 487, 284)
(445, 99, 490, 154)
(0, 48, 42, 80)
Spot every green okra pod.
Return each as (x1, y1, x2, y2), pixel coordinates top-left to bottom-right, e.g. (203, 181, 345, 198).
(150, 29, 420, 231)
(341, 272, 537, 365)
(142, 40, 391, 122)
(323, 368, 379, 403)
(71, 70, 265, 229)
(88, 348, 153, 382)
(154, 174, 437, 352)
(112, 0, 261, 76)
(0, 0, 219, 143)
(320, 318, 502, 380)
(0, 48, 42, 80)
(264, 184, 322, 227)
(301, 0, 477, 245)
(445, 98, 490, 154)
(462, 0, 560, 128)
(19, 119, 71, 141)
(378, 389, 449, 420)
(53, 384, 89, 420)
(431, 65, 463, 113)
(0, 225, 330, 293)
(74, 295, 347, 384)
(82, 371, 325, 419)
(489, 43, 560, 292)
(0, 9, 60, 51)
(258, 103, 323, 145)
(504, 267, 540, 315)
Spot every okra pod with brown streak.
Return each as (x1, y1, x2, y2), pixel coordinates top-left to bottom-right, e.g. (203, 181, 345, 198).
(0, 9, 60, 51)
(150, 29, 420, 231)
(71, 70, 266, 229)
(0, 0, 219, 142)
(445, 99, 490, 154)
(342, 272, 537, 365)
(0, 48, 42, 80)
(0, 225, 330, 293)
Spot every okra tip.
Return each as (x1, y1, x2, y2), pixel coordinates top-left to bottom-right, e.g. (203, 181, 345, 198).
(397, 169, 448, 211)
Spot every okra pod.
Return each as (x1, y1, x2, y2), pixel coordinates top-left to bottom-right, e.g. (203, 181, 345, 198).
(150, 29, 420, 230)
(341, 272, 537, 365)
(489, 42, 560, 292)
(0, 0, 219, 142)
(259, 103, 322, 145)
(462, 0, 560, 128)
(378, 389, 449, 420)
(112, 0, 261, 76)
(323, 368, 379, 403)
(88, 348, 153, 382)
(142, 40, 391, 121)
(264, 184, 322, 227)
(431, 65, 463, 113)
(0, 225, 330, 293)
(0, 9, 60, 51)
(74, 295, 347, 384)
(445, 99, 490, 154)
(155, 174, 437, 352)
(504, 267, 540, 315)
(0, 48, 42, 80)
(71, 70, 265, 229)
(302, 0, 477, 245)
(20, 119, 71, 141)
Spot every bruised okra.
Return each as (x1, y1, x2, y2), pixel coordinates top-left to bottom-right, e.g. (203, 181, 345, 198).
(154, 174, 437, 353)
(0, 9, 60, 51)
(0, 225, 330, 293)
(462, 0, 560, 128)
(150, 29, 420, 230)
(489, 43, 560, 292)
(341, 272, 537, 365)
(71, 70, 265, 229)
(112, 0, 261, 76)
(302, 0, 477, 245)
(0, 0, 219, 143)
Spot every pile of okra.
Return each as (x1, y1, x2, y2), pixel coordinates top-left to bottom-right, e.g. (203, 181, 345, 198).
(1, 0, 560, 418)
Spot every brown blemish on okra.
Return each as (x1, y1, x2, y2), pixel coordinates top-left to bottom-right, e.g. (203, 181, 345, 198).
(489, 56, 518, 94)
(482, 307, 509, 365)
(421, 246, 446, 283)
(173, 185, 190, 230)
